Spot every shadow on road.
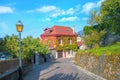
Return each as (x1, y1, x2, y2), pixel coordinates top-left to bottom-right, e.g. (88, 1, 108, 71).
(23, 60, 61, 80)
(41, 73, 80, 80)
(40, 66, 60, 76)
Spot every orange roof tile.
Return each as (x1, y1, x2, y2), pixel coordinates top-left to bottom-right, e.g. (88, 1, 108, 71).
(41, 25, 77, 36)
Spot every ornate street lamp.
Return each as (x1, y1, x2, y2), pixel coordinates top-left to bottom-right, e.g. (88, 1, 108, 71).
(16, 20, 23, 80)
(16, 20, 23, 32)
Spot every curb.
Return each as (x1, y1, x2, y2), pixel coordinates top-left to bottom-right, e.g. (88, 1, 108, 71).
(72, 60, 106, 80)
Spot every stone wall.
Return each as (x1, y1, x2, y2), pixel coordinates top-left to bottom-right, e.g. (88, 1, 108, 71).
(0, 59, 19, 75)
(102, 33, 120, 46)
(75, 53, 120, 80)
(0, 59, 33, 80)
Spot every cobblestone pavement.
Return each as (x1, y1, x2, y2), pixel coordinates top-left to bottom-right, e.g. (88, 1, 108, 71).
(24, 58, 106, 80)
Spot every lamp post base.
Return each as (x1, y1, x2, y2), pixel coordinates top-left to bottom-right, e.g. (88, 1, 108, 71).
(19, 67, 23, 80)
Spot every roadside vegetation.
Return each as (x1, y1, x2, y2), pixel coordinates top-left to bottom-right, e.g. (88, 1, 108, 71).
(79, 0, 120, 55)
(78, 42, 120, 56)
(0, 35, 49, 61)
(77, 1, 120, 79)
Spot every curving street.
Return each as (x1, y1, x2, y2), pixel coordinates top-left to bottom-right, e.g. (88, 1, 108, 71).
(24, 58, 106, 80)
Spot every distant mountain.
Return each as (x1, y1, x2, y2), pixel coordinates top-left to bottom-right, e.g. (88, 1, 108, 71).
(77, 30, 84, 37)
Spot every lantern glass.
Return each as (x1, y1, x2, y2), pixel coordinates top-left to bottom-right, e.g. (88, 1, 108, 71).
(16, 21, 23, 32)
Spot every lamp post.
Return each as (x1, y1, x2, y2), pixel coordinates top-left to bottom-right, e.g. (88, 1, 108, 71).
(16, 20, 23, 80)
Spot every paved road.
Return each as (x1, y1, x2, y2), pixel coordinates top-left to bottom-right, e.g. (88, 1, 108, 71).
(24, 58, 105, 80)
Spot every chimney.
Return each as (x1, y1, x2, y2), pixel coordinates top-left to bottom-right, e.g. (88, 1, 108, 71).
(72, 25, 75, 34)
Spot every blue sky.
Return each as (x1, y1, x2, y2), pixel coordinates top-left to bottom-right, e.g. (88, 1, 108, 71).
(0, 0, 105, 38)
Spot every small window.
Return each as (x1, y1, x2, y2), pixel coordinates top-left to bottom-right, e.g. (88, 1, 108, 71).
(49, 29, 53, 32)
(68, 38, 72, 44)
(66, 30, 70, 33)
(58, 39, 62, 45)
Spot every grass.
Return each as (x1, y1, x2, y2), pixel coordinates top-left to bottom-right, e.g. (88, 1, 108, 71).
(78, 42, 120, 56)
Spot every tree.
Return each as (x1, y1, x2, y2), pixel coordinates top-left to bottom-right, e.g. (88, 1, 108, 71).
(83, 0, 120, 48)
(3, 35, 49, 61)
(22, 36, 34, 60)
(87, 10, 105, 32)
(0, 38, 5, 51)
(22, 36, 49, 61)
(83, 30, 106, 49)
(4, 34, 19, 57)
(87, 10, 98, 26)
(84, 26, 93, 35)
(100, 0, 120, 34)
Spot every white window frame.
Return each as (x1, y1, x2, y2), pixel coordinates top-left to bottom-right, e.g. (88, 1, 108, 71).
(58, 39, 62, 45)
(69, 38, 72, 44)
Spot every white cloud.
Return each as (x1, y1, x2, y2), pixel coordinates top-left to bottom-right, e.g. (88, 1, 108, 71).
(58, 16, 79, 22)
(28, 5, 77, 18)
(27, 5, 80, 18)
(0, 6, 14, 14)
(66, 8, 74, 15)
(82, 17, 88, 21)
(36, 6, 57, 13)
(97, 0, 105, 6)
(81, 2, 96, 14)
(81, 0, 106, 14)
(43, 18, 51, 22)
(50, 7, 75, 18)
(45, 18, 51, 21)
(50, 9, 63, 18)
(75, 4, 81, 11)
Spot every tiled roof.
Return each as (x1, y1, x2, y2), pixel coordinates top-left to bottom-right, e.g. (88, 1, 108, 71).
(77, 41, 83, 46)
(41, 25, 77, 36)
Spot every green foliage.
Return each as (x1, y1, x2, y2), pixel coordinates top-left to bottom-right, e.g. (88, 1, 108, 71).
(100, 0, 120, 34)
(83, 9, 106, 49)
(1, 35, 49, 61)
(84, 26, 93, 35)
(78, 42, 120, 56)
(56, 37, 78, 51)
(4, 34, 19, 57)
(22, 36, 49, 61)
(0, 38, 6, 51)
(69, 44, 78, 51)
(83, 0, 120, 48)
(87, 10, 100, 26)
(86, 0, 120, 34)
(83, 30, 106, 49)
